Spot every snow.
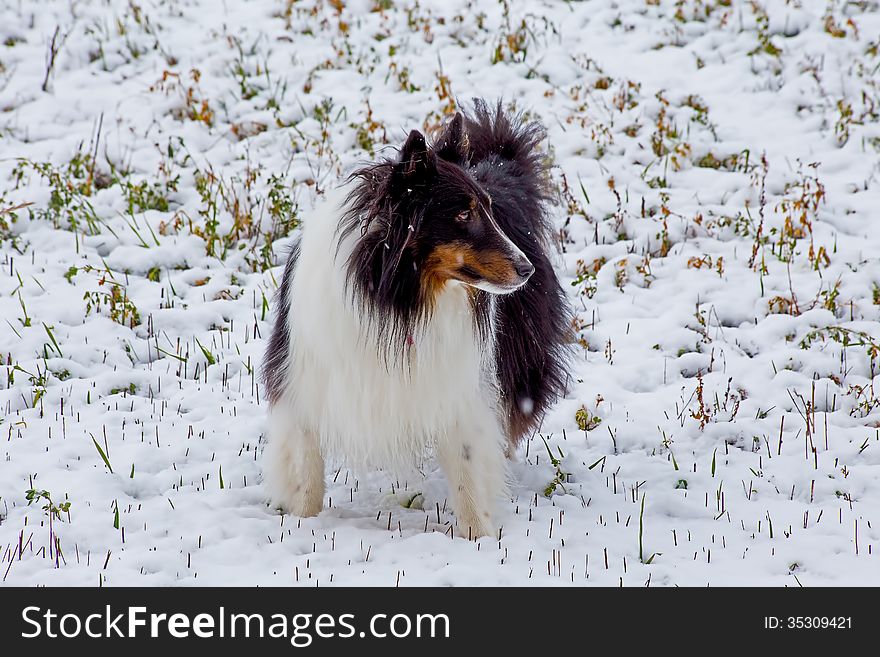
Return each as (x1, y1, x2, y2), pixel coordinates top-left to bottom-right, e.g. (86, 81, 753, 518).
(1, 0, 879, 586)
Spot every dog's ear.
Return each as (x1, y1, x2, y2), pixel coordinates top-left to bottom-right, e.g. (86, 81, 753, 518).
(397, 129, 436, 179)
(434, 113, 468, 164)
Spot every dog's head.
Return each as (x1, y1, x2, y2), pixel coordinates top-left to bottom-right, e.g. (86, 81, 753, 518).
(343, 114, 534, 350)
(385, 114, 534, 296)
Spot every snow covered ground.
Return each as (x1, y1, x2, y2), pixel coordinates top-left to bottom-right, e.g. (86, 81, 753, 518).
(1, 0, 879, 586)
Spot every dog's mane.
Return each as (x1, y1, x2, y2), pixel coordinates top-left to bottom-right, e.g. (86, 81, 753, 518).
(340, 161, 424, 360)
(339, 155, 493, 365)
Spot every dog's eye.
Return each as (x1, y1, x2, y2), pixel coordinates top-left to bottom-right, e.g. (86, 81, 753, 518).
(455, 210, 471, 223)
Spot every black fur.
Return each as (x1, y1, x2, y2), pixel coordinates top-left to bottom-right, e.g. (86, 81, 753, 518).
(263, 240, 299, 404)
(340, 127, 503, 361)
(456, 100, 571, 442)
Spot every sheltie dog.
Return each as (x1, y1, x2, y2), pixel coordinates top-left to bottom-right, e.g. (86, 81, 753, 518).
(262, 100, 570, 537)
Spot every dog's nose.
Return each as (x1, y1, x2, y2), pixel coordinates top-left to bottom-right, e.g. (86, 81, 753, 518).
(516, 260, 535, 279)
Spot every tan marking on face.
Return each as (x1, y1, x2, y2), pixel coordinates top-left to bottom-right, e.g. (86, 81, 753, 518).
(422, 241, 520, 301)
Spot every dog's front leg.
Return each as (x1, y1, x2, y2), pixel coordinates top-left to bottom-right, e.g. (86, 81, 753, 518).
(436, 410, 508, 539)
(263, 407, 325, 517)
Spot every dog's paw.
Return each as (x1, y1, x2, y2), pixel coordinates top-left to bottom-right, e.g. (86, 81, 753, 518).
(268, 481, 324, 518)
(289, 496, 323, 518)
(455, 512, 494, 539)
